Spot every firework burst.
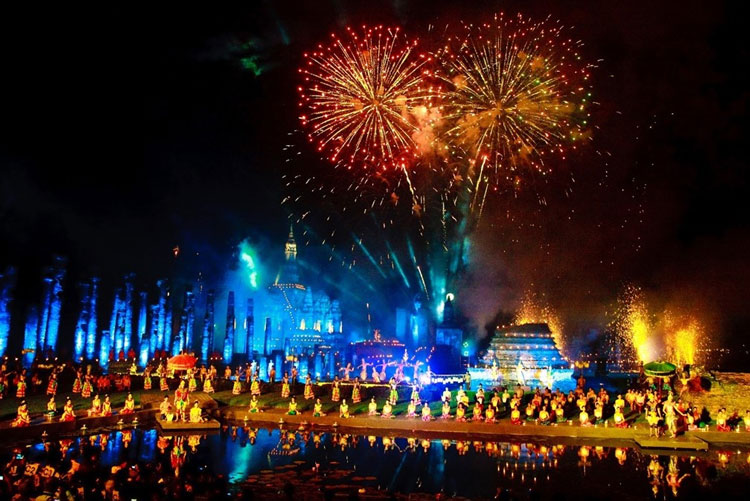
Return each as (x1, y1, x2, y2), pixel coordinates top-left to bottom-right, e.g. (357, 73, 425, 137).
(435, 13, 593, 210)
(298, 25, 436, 172)
(514, 290, 566, 355)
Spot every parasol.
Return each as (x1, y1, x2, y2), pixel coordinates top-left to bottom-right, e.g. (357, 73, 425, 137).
(167, 354, 197, 371)
(643, 361, 676, 378)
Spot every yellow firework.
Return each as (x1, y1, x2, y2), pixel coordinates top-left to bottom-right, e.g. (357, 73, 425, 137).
(435, 14, 592, 202)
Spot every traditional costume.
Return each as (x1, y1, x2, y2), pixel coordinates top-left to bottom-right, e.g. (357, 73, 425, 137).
(381, 401, 393, 418)
(288, 398, 298, 415)
(331, 379, 341, 402)
(15, 376, 26, 398)
(313, 399, 324, 417)
(189, 403, 203, 423)
(11, 402, 30, 427)
(441, 401, 451, 419)
(249, 396, 260, 413)
(47, 375, 58, 396)
(232, 379, 242, 395)
(101, 397, 112, 417)
(303, 376, 313, 400)
(351, 381, 361, 404)
(421, 403, 432, 422)
(281, 376, 290, 398)
(88, 395, 102, 416)
(160, 376, 169, 392)
(121, 394, 135, 414)
(339, 400, 350, 418)
(251, 376, 261, 396)
(60, 399, 76, 422)
(368, 398, 378, 416)
(72, 374, 82, 394)
(203, 377, 214, 394)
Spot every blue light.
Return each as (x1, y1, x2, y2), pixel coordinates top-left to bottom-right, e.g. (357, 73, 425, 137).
(86, 278, 99, 360)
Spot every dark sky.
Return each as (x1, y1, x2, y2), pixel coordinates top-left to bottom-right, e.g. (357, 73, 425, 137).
(1, 1, 748, 347)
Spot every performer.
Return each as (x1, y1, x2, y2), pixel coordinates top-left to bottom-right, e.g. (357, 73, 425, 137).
(441, 387, 451, 403)
(303, 375, 314, 400)
(331, 378, 341, 402)
(232, 377, 242, 396)
(510, 405, 521, 425)
(388, 379, 398, 405)
(72, 371, 82, 394)
(188, 370, 198, 393)
(485, 405, 496, 423)
(410, 383, 420, 403)
(406, 400, 418, 418)
(441, 400, 451, 419)
(160, 374, 169, 392)
(129, 362, 138, 375)
(88, 395, 102, 417)
(475, 384, 485, 405)
(339, 363, 353, 381)
(368, 397, 378, 416)
(11, 401, 30, 427)
(143, 369, 152, 390)
(287, 397, 299, 415)
(381, 400, 394, 418)
(60, 397, 76, 422)
(421, 402, 432, 422)
(268, 361, 276, 384)
(614, 408, 627, 427)
(203, 376, 214, 394)
(313, 398, 325, 417)
(100, 395, 112, 417)
(46, 396, 57, 420)
(250, 375, 261, 396)
(159, 396, 171, 419)
(189, 401, 203, 423)
(579, 408, 590, 427)
(121, 393, 135, 414)
(537, 407, 549, 425)
(473, 401, 485, 422)
(47, 373, 58, 396)
(351, 379, 362, 404)
(175, 393, 188, 421)
(280, 374, 290, 398)
(339, 399, 350, 418)
(248, 394, 261, 413)
(456, 403, 467, 422)
(359, 359, 370, 381)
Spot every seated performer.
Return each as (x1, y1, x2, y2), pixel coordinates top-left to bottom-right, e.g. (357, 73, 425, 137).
(441, 400, 451, 419)
(248, 394, 261, 413)
(406, 400, 418, 418)
(579, 408, 591, 427)
(250, 375, 261, 396)
(339, 399, 350, 418)
(11, 401, 31, 427)
(421, 402, 432, 421)
(473, 401, 485, 421)
(203, 377, 214, 394)
(510, 405, 522, 425)
(232, 377, 242, 396)
(159, 396, 171, 419)
(614, 408, 628, 428)
(46, 396, 57, 421)
(538, 407, 550, 425)
(485, 405, 496, 423)
(313, 398, 325, 417)
(101, 395, 112, 417)
(88, 394, 102, 417)
(60, 398, 76, 422)
(381, 400, 394, 418)
(456, 403, 467, 422)
(288, 397, 299, 415)
(442, 387, 452, 403)
(189, 401, 203, 423)
(121, 393, 135, 414)
(368, 397, 378, 416)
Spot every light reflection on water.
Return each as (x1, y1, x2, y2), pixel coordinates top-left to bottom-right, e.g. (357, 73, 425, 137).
(7, 426, 750, 499)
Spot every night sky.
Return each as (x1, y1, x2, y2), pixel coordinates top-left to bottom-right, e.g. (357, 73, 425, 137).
(1, 1, 748, 350)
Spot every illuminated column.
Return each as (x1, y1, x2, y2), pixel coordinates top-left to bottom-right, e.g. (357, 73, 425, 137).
(223, 291, 235, 362)
(137, 291, 148, 367)
(148, 304, 158, 358)
(99, 330, 110, 369)
(22, 306, 38, 367)
(73, 281, 91, 361)
(201, 291, 215, 363)
(86, 277, 99, 360)
(42, 256, 67, 352)
(0, 266, 17, 357)
(245, 298, 254, 359)
(263, 317, 271, 356)
(164, 294, 173, 354)
(37, 277, 53, 353)
(109, 287, 122, 357)
(185, 289, 195, 352)
(122, 273, 135, 355)
(155, 280, 167, 351)
(173, 291, 187, 355)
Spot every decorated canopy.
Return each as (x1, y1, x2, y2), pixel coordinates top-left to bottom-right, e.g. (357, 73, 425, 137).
(643, 361, 677, 377)
(167, 354, 197, 371)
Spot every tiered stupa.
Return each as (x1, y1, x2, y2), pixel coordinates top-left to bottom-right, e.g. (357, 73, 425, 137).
(471, 323, 573, 388)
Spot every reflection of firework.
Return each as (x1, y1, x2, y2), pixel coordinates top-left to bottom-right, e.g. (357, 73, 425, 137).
(514, 290, 565, 355)
(435, 13, 593, 211)
(298, 26, 436, 171)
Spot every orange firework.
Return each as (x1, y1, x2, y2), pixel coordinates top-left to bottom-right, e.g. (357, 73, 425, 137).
(299, 26, 436, 171)
(514, 290, 565, 355)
